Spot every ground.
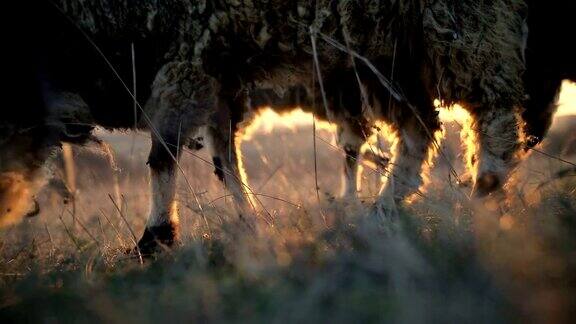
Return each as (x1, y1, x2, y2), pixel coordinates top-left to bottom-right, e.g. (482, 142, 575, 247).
(0, 113, 575, 323)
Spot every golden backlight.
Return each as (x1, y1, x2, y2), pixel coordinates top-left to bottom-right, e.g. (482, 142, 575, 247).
(557, 81, 576, 116)
(436, 80, 576, 124)
(239, 108, 336, 141)
(237, 81, 576, 196)
(246, 81, 576, 136)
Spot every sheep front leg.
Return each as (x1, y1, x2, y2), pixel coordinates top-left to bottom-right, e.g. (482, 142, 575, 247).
(139, 134, 181, 255)
(469, 107, 521, 197)
(137, 62, 214, 255)
(373, 110, 440, 219)
(390, 117, 439, 201)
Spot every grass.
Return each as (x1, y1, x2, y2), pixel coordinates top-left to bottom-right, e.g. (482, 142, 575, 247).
(1, 120, 575, 323)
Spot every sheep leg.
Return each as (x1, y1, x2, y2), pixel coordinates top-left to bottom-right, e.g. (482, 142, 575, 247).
(207, 124, 254, 219)
(389, 116, 438, 202)
(207, 89, 256, 222)
(140, 135, 180, 255)
(137, 62, 214, 255)
(336, 121, 365, 199)
(470, 107, 521, 197)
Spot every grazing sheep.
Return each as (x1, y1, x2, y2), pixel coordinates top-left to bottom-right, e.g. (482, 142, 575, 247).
(204, 0, 529, 213)
(1, 0, 527, 254)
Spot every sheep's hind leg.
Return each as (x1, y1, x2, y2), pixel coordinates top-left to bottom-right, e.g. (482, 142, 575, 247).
(207, 125, 254, 221)
(373, 108, 440, 224)
(206, 90, 256, 227)
(336, 122, 364, 199)
(470, 107, 521, 198)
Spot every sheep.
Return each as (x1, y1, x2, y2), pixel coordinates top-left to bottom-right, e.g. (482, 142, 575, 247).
(215, 0, 576, 216)
(141, 0, 527, 250)
(201, 0, 529, 214)
(1, 0, 527, 254)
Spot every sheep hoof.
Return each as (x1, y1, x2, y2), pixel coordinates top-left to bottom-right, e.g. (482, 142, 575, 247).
(131, 222, 179, 257)
(473, 172, 501, 198)
(368, 201, 400, 234)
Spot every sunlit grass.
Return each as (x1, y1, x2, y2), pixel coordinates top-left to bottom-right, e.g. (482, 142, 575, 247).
(1, 118, 575, 322)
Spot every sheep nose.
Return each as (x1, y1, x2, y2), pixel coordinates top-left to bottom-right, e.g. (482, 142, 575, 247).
(25, 199, 40, 218)
(525, 135, 540, 150)
(473, 172, 501, 198)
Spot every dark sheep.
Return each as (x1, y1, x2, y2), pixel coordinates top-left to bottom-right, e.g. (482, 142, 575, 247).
(1, 0, 527, 254)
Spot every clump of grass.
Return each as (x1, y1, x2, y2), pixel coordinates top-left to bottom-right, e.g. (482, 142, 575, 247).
(0, 200, 514, 323)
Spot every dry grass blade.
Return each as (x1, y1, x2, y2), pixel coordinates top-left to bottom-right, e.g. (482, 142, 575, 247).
(257, 165, 283, 191)
(530, 147, 576, 168)
(342, 26, 370, 113)
(181, 146, 275, 226)
(537, 167, 576, 189)
(130, 42, 138, 158)
(108, 194, 143, 264)
(310, 30, 330, 226)
(67, 210, 100, 249)
(131, 42, 137, 131)
(99, 209, 127, 250)
(209, 193, 302, 210)
(44, 222, 56, 256)
(58, 214, 82, 252)
(309, 29, 331, 120)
